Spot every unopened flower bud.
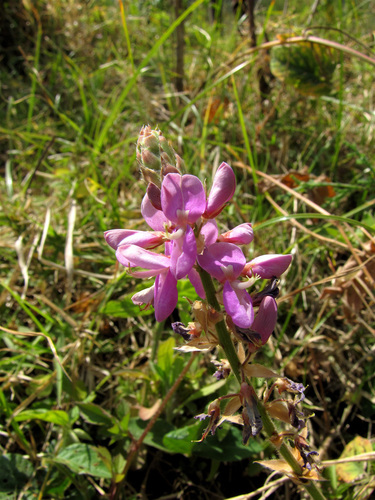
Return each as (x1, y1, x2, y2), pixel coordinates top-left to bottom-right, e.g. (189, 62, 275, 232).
(137, 126, 162, 185)
(243, 254, 292, 279)
(161, 163, 180, 177)
(137, 126, 184, 186)
(139, 166, 160, 187)
(204, 162, 236, 219)
(218, 223, 254, 245)
(146, 183, 162, 211)
(141, 149, 161, 171)
(251, 296, 278, 345)
(159, 135, 175, 164)
(175, 154, 185, 172)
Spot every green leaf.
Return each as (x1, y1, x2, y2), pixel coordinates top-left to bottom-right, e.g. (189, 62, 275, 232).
(157, 337, 175, 374)
(101, 295, 153, 318)
(177, 279, 200, 323)
(45, 477, 71, 496)
(63, 377, 88, 401)
(0, 454, 33, 496)
(0, 457, 17, 494)
(182, 379, 227, 406)
(177, 279, 200, 301)
(25, 374, 54, 398)
(53, 443, 112, 479)
(78, 402, 115, 426)
(164, 422, 263, 461)
(128, 417, 263, 461)
(128, 418, 174, 453)
(196, 425, 263, 461)
(14, 409, 69, 426)
(336, 436, 372, 482)
(163, 423, 198, 455)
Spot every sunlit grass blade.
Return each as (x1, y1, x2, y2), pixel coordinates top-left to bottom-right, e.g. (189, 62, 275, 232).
(231, 75, 258, 189)
(95, 0, 206, 153)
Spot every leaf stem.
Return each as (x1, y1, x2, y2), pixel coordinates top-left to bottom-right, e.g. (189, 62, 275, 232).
(198, 268, 241, 384)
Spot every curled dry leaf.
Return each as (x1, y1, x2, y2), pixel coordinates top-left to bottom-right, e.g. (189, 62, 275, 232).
(258, 167, 336, 206)
(257, 444, 323, 484)
(243, 363, 279, 379)
(222, 395, 242, 417)
(320, 241, 375, 321)
(138, 399, 162, 421)
(203, 96, 230, 124)
(174, 337, 218, 352)
(265, 400, 291, 425)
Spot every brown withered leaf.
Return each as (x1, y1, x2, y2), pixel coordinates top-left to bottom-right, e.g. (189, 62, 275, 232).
(257, 444, 323, 483)
(243, 363, 279, 379)
(203, 96, 229, 124)
(258, 168, 336, 206)
(265, 400, 291, 425)
(174, 338, 218, 352)
(281, 171, 310, 188)
(69, 291, 104, 314)
(222, 395, 242, 418)
(257, 457, 322, 483)
(320, 242, 375, 321)
(138, 399, 162, 420)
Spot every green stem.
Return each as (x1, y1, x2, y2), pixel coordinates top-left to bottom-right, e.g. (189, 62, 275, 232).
(198, 267, 327, 500)
(198, 268, 241, 384)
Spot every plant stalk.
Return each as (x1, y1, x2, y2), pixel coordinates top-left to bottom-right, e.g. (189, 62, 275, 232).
(198, 267, 326, 500)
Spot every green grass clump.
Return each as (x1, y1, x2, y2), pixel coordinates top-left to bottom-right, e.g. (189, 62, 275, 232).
(0, 0, 374, 498)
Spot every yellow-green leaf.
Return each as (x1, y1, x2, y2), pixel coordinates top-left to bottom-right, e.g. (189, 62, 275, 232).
(336, 436, 372, 482)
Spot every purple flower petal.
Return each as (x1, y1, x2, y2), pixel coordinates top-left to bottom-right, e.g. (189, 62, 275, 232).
(204, 162, 236, 218)
(200, 219, 218, 248)
(146, 183, 162, 210)
(154, 269, 178, 321)
(223, 281, 254, 328)
(244, 254, 292, 279)
(161, 173, 206, 225)
(251, 296, 277, 344)
(104, 229, 164, 250)
(197, 242, 246, 282)
(116, 245, 170, 271)
(188, 267, 206, 299)
(132, 285, 154, 306)
(141, 192, 169, 231)
(170, 225, 197, 280)
(129, 269, 162, 278)
(218, 223, 254, 245)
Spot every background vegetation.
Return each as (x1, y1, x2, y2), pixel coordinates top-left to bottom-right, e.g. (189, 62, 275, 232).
(0, 0, 374, 498)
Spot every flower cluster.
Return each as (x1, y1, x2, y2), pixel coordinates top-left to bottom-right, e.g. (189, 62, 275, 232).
(104, 127, 292, 347)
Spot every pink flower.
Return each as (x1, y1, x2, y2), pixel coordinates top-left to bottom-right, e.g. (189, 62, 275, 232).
(161, 173, 206, 226)
(104, 229, 164, 250)
(168, 226, 197, 280)
(198, 242, 254, 328)
(204, 162, 236, 219)
(141, 191, 169, 231)
(218, 223, 254, 245)
(116, 245, 178, 321)
(251, 296, 278, 345)
(104, 148, 292, 329)
(243, 254, 292, 279)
